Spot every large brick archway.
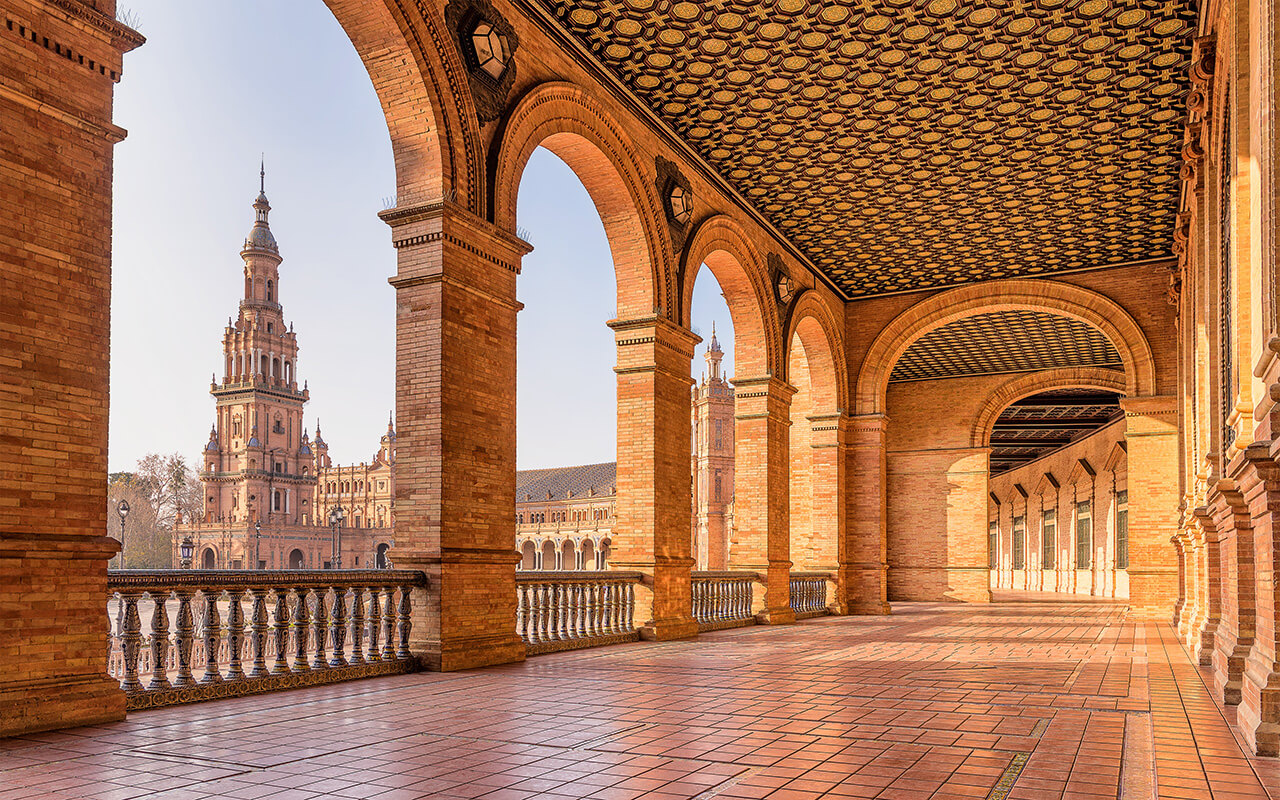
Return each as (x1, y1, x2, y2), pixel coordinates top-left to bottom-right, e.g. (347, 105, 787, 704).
(969, 367, 1129, 450)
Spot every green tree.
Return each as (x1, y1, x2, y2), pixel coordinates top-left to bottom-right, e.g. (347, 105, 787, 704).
(107, 475, 170, 569)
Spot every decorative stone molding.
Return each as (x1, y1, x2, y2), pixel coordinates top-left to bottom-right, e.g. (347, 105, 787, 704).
(656, 155, 693, 252)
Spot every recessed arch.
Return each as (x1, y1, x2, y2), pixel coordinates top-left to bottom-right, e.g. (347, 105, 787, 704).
(491, 81, 670, 319)
(679, 215, 781, 377)
(971, 368, 1129, 450)
(856, 280, 1158, 415)
(784, 289, 848, 413)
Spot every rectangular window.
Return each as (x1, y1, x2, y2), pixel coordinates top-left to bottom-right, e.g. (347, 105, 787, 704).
(1076, 500, 1092, 569)
(1013, 515, 1026, 570)
(1042, 509, 1056, 570)
(714, 419, 722, 449)
(988, 520, 998, 570)
(714, 470, 722, 501)
(1116, 490, 1129, 569)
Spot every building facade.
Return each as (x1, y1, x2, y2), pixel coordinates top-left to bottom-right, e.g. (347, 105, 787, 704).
(691, 327, 734, 570)
(175, 180, 395, 570)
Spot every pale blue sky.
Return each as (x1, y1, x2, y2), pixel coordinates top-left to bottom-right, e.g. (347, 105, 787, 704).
(109, 0, 732, 473)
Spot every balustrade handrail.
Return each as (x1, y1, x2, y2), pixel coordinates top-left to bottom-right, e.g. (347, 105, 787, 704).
(788, 570, 835, 578)
(108, 569, 424, 591)
(692, 569, 764, 581)
(516, 570, 643, 583)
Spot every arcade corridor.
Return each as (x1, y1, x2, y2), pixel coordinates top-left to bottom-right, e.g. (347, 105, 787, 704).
(0, 603, 1271, 800)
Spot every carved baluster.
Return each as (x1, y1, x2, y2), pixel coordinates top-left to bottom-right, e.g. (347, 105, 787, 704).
(224, 589, 246, 681)
(624, 582, 635, 631)
(585, 583, 598, 638)
(532, 584, 545, 642)
(396, 585, 412, 660)
(292, 588, 311, 672)
(172, 589, 196, 688)
(381, 588, 396, 660)
(525, 585, 540, 645)
(568, 584, 581, 640)
(117, 590, 144, 693)
(516, 584, 528, 644)
(270, 587, 290, 674)
(311, 588, 329, 670)
(200, 591, 222, 684)
(349, 586, 365, 665)
(328, 586, 348, 667)
(553, 583, 566, 640)
(366, 586, 382, 661)
(142, 591, 171, 691)
(599, 583, 613, 634)
(247, 588, 270, 678)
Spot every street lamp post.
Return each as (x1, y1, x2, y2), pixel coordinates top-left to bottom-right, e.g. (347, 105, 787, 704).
(116, 499, 130, 570)
(254, 520, 261, 570)
(180, 536, 194, 569)
(328, 506, 345, 569)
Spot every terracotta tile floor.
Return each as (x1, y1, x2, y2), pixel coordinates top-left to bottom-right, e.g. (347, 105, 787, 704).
(1, 602, 1274, 800)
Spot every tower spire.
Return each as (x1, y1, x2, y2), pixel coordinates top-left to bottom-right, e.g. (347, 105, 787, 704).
(260, 154, 265, 194)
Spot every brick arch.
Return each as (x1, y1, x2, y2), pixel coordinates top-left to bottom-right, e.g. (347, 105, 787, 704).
(679, 215, 780, 378)
(969, 367, 1129, 449)
(784, 290, 848, 414)
(491, 82, 670, 319)
(325, 0, 480, 212)
(855, 280, 1157, 415)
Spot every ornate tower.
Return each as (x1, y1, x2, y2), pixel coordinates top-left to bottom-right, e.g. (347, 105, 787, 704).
(198, 169, 318, 553)
(691, 324, 735, 570)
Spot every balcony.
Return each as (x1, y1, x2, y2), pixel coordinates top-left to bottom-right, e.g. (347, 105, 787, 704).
(4, 599, 1274, 800)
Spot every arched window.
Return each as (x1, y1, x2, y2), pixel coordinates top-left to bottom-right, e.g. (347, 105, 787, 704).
(288, 549, 305, 569)
(273, 490, 281, 511)
(201, 548, 217, 569)
(375, 542, 390, 569)
(266, 279, 273, 301)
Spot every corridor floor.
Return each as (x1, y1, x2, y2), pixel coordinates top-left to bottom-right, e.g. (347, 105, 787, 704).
(0, 602, 1274, 800)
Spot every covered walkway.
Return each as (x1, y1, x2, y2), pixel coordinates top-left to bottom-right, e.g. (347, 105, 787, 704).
(1, 603, 1272, 800)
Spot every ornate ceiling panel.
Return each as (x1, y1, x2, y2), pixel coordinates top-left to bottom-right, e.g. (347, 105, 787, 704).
(889, 310, 1122, 382)
(533, 0, 1195, 297)
(990, 389, 1123, 472)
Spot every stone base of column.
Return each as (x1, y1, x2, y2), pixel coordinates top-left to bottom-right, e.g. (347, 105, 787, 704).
(416, 631, 526, 672)
(0, 674, 125, 738)
(839, 565, 890, 614)
(845, 599, 892, 615)
(755, 607, 796, 625)
(639, 618, 699, 641)
(1241, 658, 1280, 756)
(1126, 567, 1179, 620)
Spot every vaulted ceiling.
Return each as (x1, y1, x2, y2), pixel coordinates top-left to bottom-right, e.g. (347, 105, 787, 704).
(532, 0, 1195, 298)
(989, 389, 1124, 472)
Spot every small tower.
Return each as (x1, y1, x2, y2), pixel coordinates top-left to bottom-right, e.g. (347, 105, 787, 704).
(691, 322, 735, 570)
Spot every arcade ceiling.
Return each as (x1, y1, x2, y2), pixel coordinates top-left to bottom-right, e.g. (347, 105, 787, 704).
(530, 0, 1196, 298)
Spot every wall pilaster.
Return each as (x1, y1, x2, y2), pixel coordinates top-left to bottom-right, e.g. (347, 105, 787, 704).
(843, 414, 891, 614)
(1121, 395, 1182, 618)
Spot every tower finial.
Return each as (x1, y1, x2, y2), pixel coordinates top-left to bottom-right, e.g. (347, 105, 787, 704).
(260, 155, 265, 194)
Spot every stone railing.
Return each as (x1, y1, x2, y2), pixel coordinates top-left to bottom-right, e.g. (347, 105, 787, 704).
(516, 571, 641, 655)
(691, 571, 759, 631)
(107, 569, 425, 710)
(790, 571, 833, 619)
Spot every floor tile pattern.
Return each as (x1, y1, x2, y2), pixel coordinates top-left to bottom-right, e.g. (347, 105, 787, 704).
(0, 602, 1273, 800)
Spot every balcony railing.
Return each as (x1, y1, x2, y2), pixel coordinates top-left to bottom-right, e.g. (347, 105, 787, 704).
(107, 569, 425, 710)
(516, 571, 641, 655)
(789, 571, 833, 619)
(691, 571, 758, 631)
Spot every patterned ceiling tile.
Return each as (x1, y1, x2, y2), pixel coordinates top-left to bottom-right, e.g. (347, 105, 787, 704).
(889, 310, 1122, 382)
(990, 389, 1122, 472)
(535, 0, 1195, 297)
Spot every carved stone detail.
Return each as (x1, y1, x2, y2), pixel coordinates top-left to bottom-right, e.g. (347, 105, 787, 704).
(444, 0, 519, 124)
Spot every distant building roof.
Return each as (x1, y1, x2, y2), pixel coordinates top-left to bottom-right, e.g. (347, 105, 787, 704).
(516, 462, 616, 503)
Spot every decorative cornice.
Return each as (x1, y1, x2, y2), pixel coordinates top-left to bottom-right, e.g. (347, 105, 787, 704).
(41, 0, 145, 50)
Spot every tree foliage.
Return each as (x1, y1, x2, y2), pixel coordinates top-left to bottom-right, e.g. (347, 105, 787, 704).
(107, 453, 201, 569)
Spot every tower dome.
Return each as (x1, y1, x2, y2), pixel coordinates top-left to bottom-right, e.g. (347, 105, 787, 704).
(242, 162, 279, 255)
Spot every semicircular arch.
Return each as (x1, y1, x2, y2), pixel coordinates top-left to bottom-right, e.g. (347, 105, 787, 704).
(784, 290, 848, 413)
(970, 367, 1128, 449)
(856, 280, 1156, 416)
(491, 82, 670, 319)
(679, 215, 781, 377)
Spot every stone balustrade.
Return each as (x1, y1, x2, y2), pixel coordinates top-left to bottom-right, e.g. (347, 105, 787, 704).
(516, 571, 641, 655)
(789, 572, 833, 618)
(691, 571, 759, 631)
(107, 569, 425, 710)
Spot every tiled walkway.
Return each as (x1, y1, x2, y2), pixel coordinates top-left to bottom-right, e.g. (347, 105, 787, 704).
(1, 602, 1274, 800)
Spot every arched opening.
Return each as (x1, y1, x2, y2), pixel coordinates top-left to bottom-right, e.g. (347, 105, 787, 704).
(201, 547, 216, 570)
(375, 542, 390, 569)
(581, 539, 597, 570)
(785, 311, 842, 572)
(266, 279, 274, 302)
(540, 540, 557, 572)
(561, 539, 576, 571)
(519, 540, 537, 571)
(289, 548, 305, 570)
(599, 538, 611, 569)
(688, 268, 737, 571)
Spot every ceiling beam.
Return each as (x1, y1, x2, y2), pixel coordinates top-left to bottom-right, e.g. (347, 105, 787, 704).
(992, 420, 1119, 430)
(1008, 396, 1122, 408)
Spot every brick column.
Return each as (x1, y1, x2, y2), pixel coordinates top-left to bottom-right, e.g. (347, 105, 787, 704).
(730, 376, 796, 624)
(1121, 396, 1181, 618)
(1192, 507, 1225, 664)
(382, 201, 529, 670)
(0, 0, 143, 736)
(843, 415, 891, 614)
(608, 316, 699, 641)
(806, 412, 846, 576)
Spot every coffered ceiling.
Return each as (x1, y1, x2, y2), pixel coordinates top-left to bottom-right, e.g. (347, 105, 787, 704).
(531, 0, 1195, 297)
